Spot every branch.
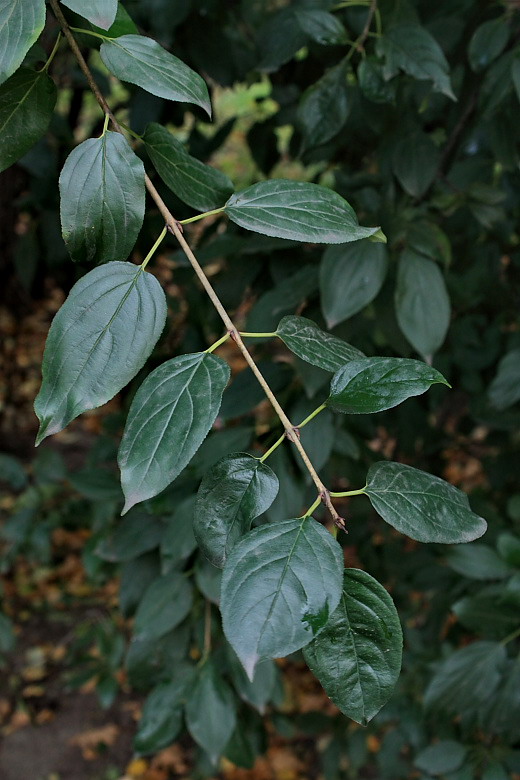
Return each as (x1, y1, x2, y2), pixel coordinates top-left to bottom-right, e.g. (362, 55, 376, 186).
(48, 0, 345, 530)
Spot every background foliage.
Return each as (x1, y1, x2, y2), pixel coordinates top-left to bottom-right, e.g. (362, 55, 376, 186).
(1, 0, 520, 778)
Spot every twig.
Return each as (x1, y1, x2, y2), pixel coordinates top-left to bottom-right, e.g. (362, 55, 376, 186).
(48, 0, 345, 529)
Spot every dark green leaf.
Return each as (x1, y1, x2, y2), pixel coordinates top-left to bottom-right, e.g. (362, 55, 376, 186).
(69, 468, 121, 501)
(468, 19, 509, 73)
(134, 674, 193, 755)
(160, 496, 198, 573)
(292, 396, 335, 475)
(194, 453, 279, 568)
(0, 454, 27, 490)
(327, 357, 448, 414)
(297, 61, 349, 150)
(118, 352, 230, 513)
(221, 516, 344, 678)
(0, 0, 46, 86)
(414, 741, 467, 776)
(391, 131, 440, 198)
(61, 0, 117, 30)
(133, 573, 193, 642)
(358, 57, 397, 104)
(185, 660, 237, 765)
(119, 552, 160, 618)
(445, 544, 513, 580)
(424, 641, 506, 713)
(497, 532, 520, 568)
(488, 349, 520, 410)
(95, 511, 163, 562)
(59, 131, 145, 264)
(513, 56, 520, 102)
(296, 10, 346, 46)
(303, 568, 402, 725)
(377, 23, 455, 99)
(143, 122, 233, 211)
(34, 262, 166, 444)
(486, 658, 520, 740)
(245, 266, 318, 334)
(83, 4, 138, 38)
(453, 593, 519, 639)
(256, 8, 307, 72)
(0, 68, 56, 173)
(227, 647, 277, 714)
(194, 556, 222, 604)
(320, 241, 388, 327)
(0, 612, 16, 654)
(395, 251, 451, 358)
(365, 461, 487, 544)
(277, 315, 364, 372)
(100, 35, 211, 116)
(125, 624, 191, 690)
(225, 180, 380, 244)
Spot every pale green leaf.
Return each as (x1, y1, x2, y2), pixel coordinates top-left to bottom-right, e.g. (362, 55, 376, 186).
(61, 0, 118, 30)
(277, 315, 364, 372)
(0, 0, 46, 86)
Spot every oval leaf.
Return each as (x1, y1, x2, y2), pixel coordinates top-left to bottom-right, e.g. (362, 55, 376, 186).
(61, 0, 118, 30)
(327, 357, 449, 414)
(395, 250, 451, 359)
(0, 0, 46, 86)
(365, 461, 488, 544)
(118, 352, 230, 513)
(320, 241, 388, 328)
(100, 35, 211, 116)
(143, 122, 233, 211)
(277, 315, 364, 372)
(59, 131, 145, 264)
(0, 68, 56, 173)
(297, 61, 349, 150)
(303, 568, 403, 725)
(225, 180, 380, 244)
(133, 572, 193, 642)
(194, 453, 279, 568)
(34, 261, 167, 444)
(221, 516, 344, 678)
(134, 675, 192, 755)
(185, 660, 237, 765)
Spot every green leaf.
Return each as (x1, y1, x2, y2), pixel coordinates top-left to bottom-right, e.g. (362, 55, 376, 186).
(221, 516, 344, 678)
(96, 511, 163, 562)
(245, 266, 318, 334)
(468, 19, 509, 73)
(297, 61, 349, 150)
(0, 68, 56, 173)
(512, 56, 520, 102)
(414, 741, 467, 776)
(134, 674, 193, 755)
(358, 57, 397, 104)
(100, 35, 211, 116)
(497, 532, 520, 568)
(296, 10, 346, 46)
(133, 573, 193, 642)
(424, 641, 506, 713)
(185, 660, 237, 765)
(391, 131, 440, 198)
(256, 8, 307, 72)
(194, 556, 222, 605)
(194, 453, 279, 568)
(377, 23, 455, 99)
(327, 357, 449, 414)
(0, 0, 46, 86)
(445, 544, 513, 580)
(0, 453, 27, 490)
(365, 461, 487, 544)
(119, 552, 160, 618)
(118, 352, 230, 513)
(225, 180, 380, 244)
(61, 0, 118, 30)
(453, 592, 520, 640)
(59, 131, 145, 264)
(0, 612, 16, 654)
(303, 568, 402, 725)
(143, 123, 233, 211)
(395, 251, 451, 359)
(34, 262, 167, 444)
(227, 648, 277, 714)
(277, 315, 364, 373)
(488, 349, 520, 410)
(160, 496, 198, 574)
(320, 241, 388, 328)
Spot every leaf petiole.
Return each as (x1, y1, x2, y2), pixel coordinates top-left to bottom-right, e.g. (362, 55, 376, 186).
(239, 331, 277, 338)
(259, 432, 285, 463)
(140, 226, 167, 271)
(118, 121, 143, 141)
(40, 32, 62, 72)
(301, 495, 322, 518)
(179, 207, 226, 226)
(70, 26, 108, 42)
(329, 487, 367, 497)
(206, 332, 230, 353)
(101, 113, 110, 136)
(297, 403, 326, 430)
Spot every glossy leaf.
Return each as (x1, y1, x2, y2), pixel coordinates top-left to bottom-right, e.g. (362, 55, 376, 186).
(377, 23, 455, 99)
(61, 0, 118, 30)
(296, 9, 346, 46)
(365, 461, 488, 544)
(225, 180, 380, 244)
(0, 0, 46, 86)
(133, 573, 193, 642)
(391, 131, 440, 198)
(488, 349, 520, 410)
(134, 675, 192, 755)
(185, 661, 237, 765)
(143, 122, 233, 211)
(277, 315, 363, 373)
(304, 568, 402, 725)
(100, 35, 211, 116)
(118, 352, 230, 513)
(297, 61, 349, 150)
(221, 516, 344, 678)
(327, 357, 448, 414)
(59, 131, 145, 264)
(0, 68, 56, 173)
(34, 262, 167, 444)
(194, 453, 279, 568)
(468, 19, 509, 73)
(395, 250, 451, 359)
(320, 241, 388, 327)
